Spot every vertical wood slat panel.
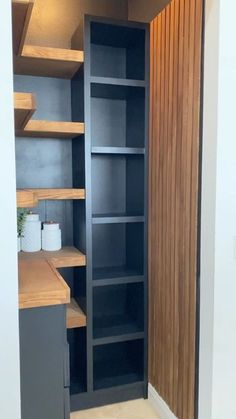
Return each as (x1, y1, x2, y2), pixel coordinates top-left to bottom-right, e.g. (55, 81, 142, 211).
(149, 0, 203, 418)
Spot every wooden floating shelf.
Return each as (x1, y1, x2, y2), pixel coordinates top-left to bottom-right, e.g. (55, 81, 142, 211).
(16, 119, 85, 138)
(67, 298, 86, 329)
(28, 188, 85, 200)
(17, 189, 38, 207)
(19, 259, 70, 309)
(17, 188, 85, 206)
(14, 92, 36, 130)
(19, 247, 86, 268)
(14, 45, 84, 79)
(12, 0, 35, 55)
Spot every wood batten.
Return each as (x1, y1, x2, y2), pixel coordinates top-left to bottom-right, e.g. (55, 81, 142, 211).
(149, 1, 203, 419)
(16, 119, 84, 138)
(14, 45, 84, 79)
(14, 92, 36, 130)
(67, 298, 86, 329)
(19, 247, 86, 268)
(17, 189, 38, 208)
(12, 0, 35, 55)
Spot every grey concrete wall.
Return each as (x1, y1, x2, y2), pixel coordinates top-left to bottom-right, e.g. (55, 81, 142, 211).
(14, 75, 74, 246)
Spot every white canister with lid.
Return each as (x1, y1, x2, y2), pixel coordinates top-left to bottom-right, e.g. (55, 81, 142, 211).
(21, 213, 42, 252)
(42, 221, 62, 251)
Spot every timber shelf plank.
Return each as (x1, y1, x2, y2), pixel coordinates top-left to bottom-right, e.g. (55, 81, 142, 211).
(14, 45, 84, 79)
(67, 298, 87, 329)
(27, 188, 85, 200)
(16, 120, 85, 138)
(19, 247, 86, 268)
(12, 0, 35, 55)
(19, 259, 70, 309)
(17, 189, 38, 208)
(14, 92, 36, 130)
(17, 188, 85, 206)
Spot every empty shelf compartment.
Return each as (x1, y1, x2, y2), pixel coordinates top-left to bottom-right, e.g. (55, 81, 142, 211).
(90, 21, 146, 80)
(91, 84, 145, 148)
(92, 154, 144, 217)
(92, 223, 144, 283)
(93, 340, 144, 390)
(93, 283, 144, 340)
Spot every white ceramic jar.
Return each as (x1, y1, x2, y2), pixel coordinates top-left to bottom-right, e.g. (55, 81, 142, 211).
(21, 213, 42, 252)
(42, 221, 62, 251)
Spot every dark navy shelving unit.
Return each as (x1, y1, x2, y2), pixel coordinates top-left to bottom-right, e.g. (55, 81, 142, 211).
(71, 15, 149, 411)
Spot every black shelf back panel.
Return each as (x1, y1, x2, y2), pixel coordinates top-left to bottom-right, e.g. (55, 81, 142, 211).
(71, 15, 149, 409)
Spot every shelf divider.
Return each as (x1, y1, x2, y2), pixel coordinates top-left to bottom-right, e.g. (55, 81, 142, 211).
(90, 76, 146, 88)
(92, 214, 144, 224)
(91, 147, 145, 155)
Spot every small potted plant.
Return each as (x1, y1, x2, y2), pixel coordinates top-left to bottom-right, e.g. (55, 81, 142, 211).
(17, 209, 27, 252)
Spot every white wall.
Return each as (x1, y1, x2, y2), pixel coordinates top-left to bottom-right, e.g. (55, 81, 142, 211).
(199, 0, 236, 418)
(0, 1, 21, 418)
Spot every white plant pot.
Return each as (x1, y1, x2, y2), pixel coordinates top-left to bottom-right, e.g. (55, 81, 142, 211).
(17, 237, 21, 252)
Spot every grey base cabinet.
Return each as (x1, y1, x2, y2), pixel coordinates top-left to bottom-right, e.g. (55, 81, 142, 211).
(19, 305, 70, 419)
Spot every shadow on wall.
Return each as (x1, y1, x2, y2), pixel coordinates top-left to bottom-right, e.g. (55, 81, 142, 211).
(25, 0, 172, 48)
(128, 0, 172, 22)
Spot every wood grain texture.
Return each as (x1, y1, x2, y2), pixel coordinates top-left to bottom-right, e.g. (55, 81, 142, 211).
(17, 189, 38, 207)
(67, 298, 86, 329)
(149, 1, 203, 419)
(16, 119, 84, 138)
(14, 92, 36, 129)
(17, 188, 85, 205)
(27, 188, 85, 200)
(19, 259, 70, 309)
(14, 45, 84, 78)
(12, 0, 35, 55)
(19, 247, 86, 268)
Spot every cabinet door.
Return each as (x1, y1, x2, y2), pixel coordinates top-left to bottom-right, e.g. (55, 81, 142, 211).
(20, 305, 68, 419)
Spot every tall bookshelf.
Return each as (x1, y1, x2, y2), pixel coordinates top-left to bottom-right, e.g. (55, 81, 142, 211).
(71, 16, 149, 410)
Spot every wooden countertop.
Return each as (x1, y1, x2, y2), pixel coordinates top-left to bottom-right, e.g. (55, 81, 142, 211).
(19, 259, 70, 309)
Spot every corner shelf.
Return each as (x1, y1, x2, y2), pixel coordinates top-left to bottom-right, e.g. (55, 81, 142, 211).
(19, 247, 86, 268)
(67, 298, 86, 329)
(16, 119, 85, 138)
(12, 0, 34, 55)
(14, 92, 36, 129)
(14, 45, 84, 79)
(17, 188, 85, 207)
